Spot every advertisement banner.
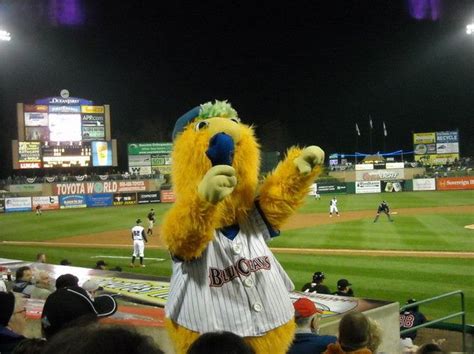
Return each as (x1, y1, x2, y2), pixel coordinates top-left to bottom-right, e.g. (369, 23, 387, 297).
(59, 195, 87, 209)
(137, 192, 161, 204)
(8, 184, 43, 193)
(49, 105, 81, 113)
(128, 155, 152, 167)
(85, 194, 113, 207)
(24, 105, 48, 113)
(381, 181, 404, 192)
(356, 169, 404, 181)
(24, 112, 49, 127)
(5, 197, 32, 212)
(355, 164, 374, 170)
(436, 131, 458, 143)
(160, 190, 176, 203)
(81, 106, 105, 114)
(355, 181, 381, 194)
(92, 141, 113, 167)
(129, 166, 152, 176)
(113, 193, 137, 206)
(32, 196, 59, 210)
(413, 178, 436, 191)
(18, 142, 42, 166)
(385, 162, 404, 169)
(316, 183, 347, 194)
(54, 181, 147, 195)
(0, 198, 5, 213)
(437, 177, 474, 191)
(128, 143, 173, 155)
(414, 143, 436, 155)
(436, 143, 459, 154)
(413, 132, 435, 144)
(414, 154, 459, 165)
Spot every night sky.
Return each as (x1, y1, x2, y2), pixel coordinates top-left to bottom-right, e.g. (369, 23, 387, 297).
(1, 0, 473, 177)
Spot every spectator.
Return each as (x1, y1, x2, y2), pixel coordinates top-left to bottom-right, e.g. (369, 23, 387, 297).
(288, 297, 337, 354)
(416, 343, 445, 354)
(55, 274, 79, 289)
(94, 260, 107, 270)
(187, 331, 255, 354)
(12, 338, 47, 354)
(60, 259, 72, 266)
(36, 253, 46, 263)
(0, 292, 27, 354)
(323, 312, 372, 354)
(42, 325, 163, 354)
(333, 279, 354, 297)
(400, 299, 427, 341)
(41, 286, 117, 339)
(302, 272, 331, 294)
(30, 272, 52, 300)
(12, 267, 34, 297)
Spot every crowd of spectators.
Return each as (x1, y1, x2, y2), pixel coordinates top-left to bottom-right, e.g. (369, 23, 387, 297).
(301, 271, 354, 297)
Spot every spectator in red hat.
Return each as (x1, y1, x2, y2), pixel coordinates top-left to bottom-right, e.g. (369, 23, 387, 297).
(288, 297, 337, 354)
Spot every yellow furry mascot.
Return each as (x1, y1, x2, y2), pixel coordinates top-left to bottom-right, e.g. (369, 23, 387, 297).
(162, 100, 324, 354)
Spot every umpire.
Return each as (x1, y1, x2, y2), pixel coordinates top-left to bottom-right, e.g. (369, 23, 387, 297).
(373, 200, 393, 223)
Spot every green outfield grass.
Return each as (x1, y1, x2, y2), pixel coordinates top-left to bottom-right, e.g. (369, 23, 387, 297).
(1, 190, 473, 323)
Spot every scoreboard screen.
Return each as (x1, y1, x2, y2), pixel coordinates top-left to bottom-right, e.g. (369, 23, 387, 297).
(42, 143, 92, 168)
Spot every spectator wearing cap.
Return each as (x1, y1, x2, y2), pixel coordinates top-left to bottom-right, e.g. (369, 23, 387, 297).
(0, 292, 27, 354)
(94, 260, 107, 270)
(12, 267, 34, 297)
(302, 272, 331, 294)
(187, 331, 254, 354)
(60, 259, 72, 266)
(55, 274, 79, 289)
(333, 279, 354, 297)
(41, 286, 117, 339)
(36, 253, 47, 264)
(30, 271, 52, 300)
(288, 297, 337, 354)
(400, 299, 427, 342)
(323, 312, 372, 354)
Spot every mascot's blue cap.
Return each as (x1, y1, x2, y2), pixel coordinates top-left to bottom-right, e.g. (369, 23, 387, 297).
(172, 106, 201, 140)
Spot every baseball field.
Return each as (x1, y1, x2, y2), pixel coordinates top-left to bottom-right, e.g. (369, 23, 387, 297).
(1, 190, 473, 324)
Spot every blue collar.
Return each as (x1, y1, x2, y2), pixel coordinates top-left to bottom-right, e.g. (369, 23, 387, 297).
(219, 224, 240, 240)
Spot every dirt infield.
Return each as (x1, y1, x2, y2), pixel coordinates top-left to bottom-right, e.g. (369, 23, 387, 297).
(3, 205, 472, 258)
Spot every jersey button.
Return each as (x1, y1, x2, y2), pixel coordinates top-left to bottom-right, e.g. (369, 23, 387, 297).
(243, 278, 254, 288)
(252, 302, 263, 312)
(232, 243, 242, 255)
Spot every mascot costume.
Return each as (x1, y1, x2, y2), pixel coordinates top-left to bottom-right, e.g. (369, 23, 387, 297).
(162, 100, 324, 354)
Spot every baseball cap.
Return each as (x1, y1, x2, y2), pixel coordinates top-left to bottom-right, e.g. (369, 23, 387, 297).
(337, 279, 352, 289)
(60, 259, 72, 266)
(313, 271, 325, 281)
(95, 260, 107, 268)
(0, 291, 15, 326)
(293, 297, 323, 318)
(82, 279, 103, 293)
(136, 218, 142, 224)
(55, 274, 79, 289)
(41, 286, 117, 339)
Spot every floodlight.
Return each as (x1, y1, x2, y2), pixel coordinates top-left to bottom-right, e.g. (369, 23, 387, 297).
(467, 23, 474, 35)
(0, 29, 11, 41)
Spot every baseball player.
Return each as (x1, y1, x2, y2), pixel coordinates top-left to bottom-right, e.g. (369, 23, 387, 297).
(35, 204, 42, 216)
(329, 197, 339, 217)
(131, 219, 148, 268)
(374, 200, 393, 222)
(147, 208, 156, 236)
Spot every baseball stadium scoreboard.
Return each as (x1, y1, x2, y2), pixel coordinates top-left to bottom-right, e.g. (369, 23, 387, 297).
(12, 92, 117, 169)
(413, 130, 459, 165)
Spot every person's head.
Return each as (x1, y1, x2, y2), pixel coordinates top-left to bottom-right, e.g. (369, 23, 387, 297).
(12, 338, 47, 354)
(36, 253, 47, 263)
(293, 297, 323, 333)
(15, 266, 33, 282)
(312, 271, 325, 284)
(95, 260, 107, 270)
(42, 325, 163, 354)
(0, 292, 27, 334)
(41, 286, 117, 339)
(187, 331, 255, 354)
(367, 318, 382, 352)
(82, 279, 102, 299)
(407, 298, 419, 312)
(36, 271, 51, 289)
(136, 218, 142, 225)
(416, 343, 445, 354)
(150, 208, 154, 212)
(55, 274, 79, 289)
(338, 312, 370, 351)
(337, 279, 352, 292)
(60, 259, 72, 266)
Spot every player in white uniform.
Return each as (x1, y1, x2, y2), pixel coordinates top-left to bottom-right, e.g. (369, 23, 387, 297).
(130, 219, 148, 268)
(329, 197, 339, 217)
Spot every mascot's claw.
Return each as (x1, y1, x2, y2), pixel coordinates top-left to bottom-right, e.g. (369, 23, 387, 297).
(198, 165, 237, 204)
(293, 145, 325, 175)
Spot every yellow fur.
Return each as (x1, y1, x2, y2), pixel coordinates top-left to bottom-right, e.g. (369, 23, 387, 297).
(162, 111, 323, 354)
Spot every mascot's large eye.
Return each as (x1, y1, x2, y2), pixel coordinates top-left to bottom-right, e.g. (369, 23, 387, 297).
(229, 117, 241, 124)
(195, 120, 209, 131)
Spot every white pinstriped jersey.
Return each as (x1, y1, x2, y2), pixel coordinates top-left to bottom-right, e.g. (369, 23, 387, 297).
(165, 207, 295, 337)
(132, 225, 145, 240)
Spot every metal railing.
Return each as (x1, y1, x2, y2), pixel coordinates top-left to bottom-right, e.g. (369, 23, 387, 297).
(400, 290, 466, 352)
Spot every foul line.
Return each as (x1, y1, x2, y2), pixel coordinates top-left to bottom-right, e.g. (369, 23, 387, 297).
(2, 241, 474, 258)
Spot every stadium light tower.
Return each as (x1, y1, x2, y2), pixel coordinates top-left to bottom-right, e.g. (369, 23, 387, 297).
(467, 22, 474, 35)
(0, 29, 11, 41)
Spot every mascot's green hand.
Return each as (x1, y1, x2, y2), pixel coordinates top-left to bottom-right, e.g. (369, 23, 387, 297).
(293, 146, 325, 175)
(198, 165, 237, 204)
